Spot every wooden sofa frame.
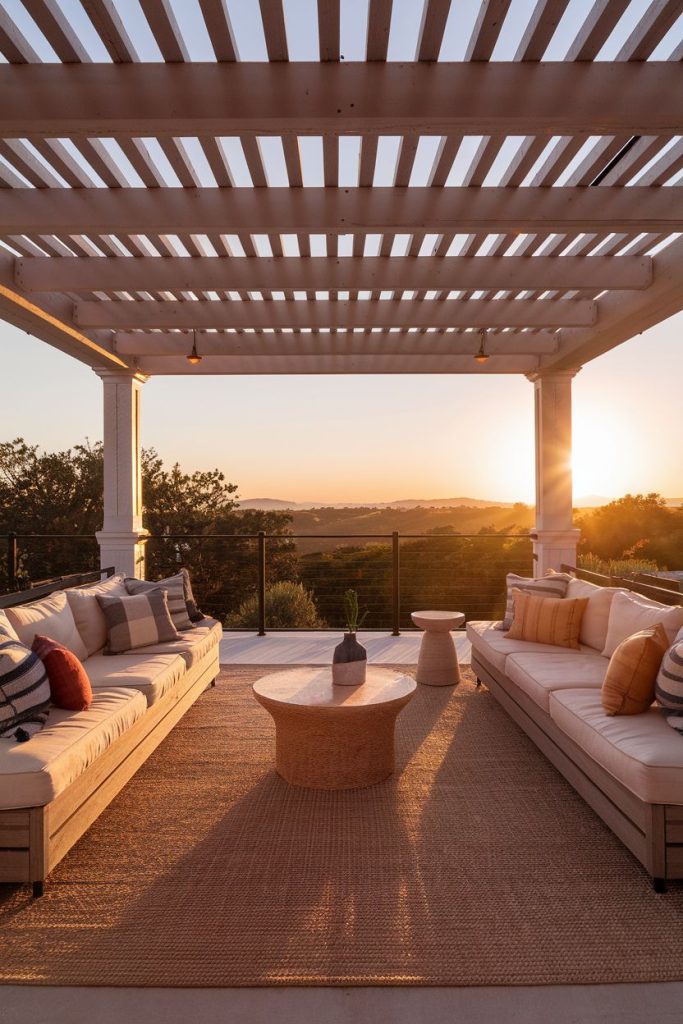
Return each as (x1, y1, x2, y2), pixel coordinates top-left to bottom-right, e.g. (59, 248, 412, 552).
(472, 566, 683, 892)
(0, 571, 219, 896)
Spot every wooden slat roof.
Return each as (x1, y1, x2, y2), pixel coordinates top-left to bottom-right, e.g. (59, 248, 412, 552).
(0, 0, 681, 376)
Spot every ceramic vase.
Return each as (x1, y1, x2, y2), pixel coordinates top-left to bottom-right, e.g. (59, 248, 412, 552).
(332, 632, 367, 686)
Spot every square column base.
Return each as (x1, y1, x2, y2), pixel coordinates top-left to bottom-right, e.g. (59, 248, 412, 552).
(96, 531, 148, 579)
(530, 529, 580, 576)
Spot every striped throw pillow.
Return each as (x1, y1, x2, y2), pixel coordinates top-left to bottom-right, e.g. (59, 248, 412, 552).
(506, 590, 588, 650)
(0, 627, 51, 742)
(97, 590, 181, 654)
(498, 572, 571, 631)
(656, 634, 683, 711)
(125, 574, 194, 631)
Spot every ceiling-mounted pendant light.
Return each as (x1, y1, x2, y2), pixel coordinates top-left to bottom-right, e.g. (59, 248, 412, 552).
(187, 330, 202, 365)
(474, 328, 490, 364)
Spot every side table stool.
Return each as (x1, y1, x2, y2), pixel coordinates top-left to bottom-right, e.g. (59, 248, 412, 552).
(411, 610, 465, 686)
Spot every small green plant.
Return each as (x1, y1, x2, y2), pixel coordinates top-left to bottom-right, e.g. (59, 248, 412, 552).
(343, 588, 368, 633)
(578, 553, 659, 577)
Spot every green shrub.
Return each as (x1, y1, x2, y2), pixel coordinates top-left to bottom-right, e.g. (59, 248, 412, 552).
(578, 553, 659, 578)
(225, 581, 325, 629)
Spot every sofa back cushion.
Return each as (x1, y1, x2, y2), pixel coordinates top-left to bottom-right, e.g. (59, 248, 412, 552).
(506, 590, 588, 650)
(0, 627, 51, 742)
(601, 590, 683, 658)
(97, 590, 181, 654)
(602, 623, 669, 716)
(7, 591, 88, 662)
(125, 573, 194, 631)
(566, 578, 626, 652)
(66, 573, 127, 657)
(32, 634, 93, 712)
(0, 610, 20, 642)
(656, 627, 683, 711)
(497, 573, 571, 630)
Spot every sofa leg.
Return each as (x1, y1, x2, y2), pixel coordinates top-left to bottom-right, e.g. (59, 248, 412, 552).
(32, 881, 44, 898)
(652, 877, 667, 894)
(210, 677, 217, 688)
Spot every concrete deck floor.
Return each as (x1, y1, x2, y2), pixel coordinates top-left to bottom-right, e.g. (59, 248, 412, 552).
(219, 629, 471, 665)
(5, 629, 680, 1024)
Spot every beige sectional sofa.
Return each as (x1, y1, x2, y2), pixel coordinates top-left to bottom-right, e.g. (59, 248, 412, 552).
(469, 574, 683, 891)
(0, 572, 221, 896)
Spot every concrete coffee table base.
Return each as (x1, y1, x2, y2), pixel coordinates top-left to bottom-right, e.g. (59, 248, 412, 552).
(253, 667, 416, 790)
(411, 610, 465, 687)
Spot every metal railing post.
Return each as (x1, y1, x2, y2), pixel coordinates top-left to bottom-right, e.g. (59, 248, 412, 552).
(257, 531, 266, 636)
(392, 531, 400, 636)
(7, 533, 17, 591)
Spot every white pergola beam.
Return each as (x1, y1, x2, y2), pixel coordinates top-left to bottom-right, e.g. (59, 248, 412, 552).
(0, 253, 128, 369)
(0, 63, 680, 136)
(78, 297, 596, 330)
(132, 353, 542, 375)
(16, 255, 654, 294)
(3, 188, 678, 236)
(114, 331, 561, 357)
(541, 237, 683, 371)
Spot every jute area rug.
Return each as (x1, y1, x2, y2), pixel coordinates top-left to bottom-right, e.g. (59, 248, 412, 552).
(1, 667, 682, 988)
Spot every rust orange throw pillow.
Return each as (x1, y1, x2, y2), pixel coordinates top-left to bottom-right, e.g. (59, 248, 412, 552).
(32, 635, 92, 711)
(506, 589, 588, 649)
(601, 623, 669, 716)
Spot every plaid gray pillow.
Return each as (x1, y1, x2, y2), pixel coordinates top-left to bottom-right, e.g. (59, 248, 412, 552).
(97, 589, 180, 654)
(497, 572, 572, 630)
(125, 573, 194, 631)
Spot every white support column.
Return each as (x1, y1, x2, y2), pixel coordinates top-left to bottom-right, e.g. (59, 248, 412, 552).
(528, 370, 581, 576)
(95, 369, 148, 578)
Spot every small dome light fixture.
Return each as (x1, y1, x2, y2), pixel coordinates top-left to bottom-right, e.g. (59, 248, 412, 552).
(474, 328, 490, 364)
(186, 330, 202, 365)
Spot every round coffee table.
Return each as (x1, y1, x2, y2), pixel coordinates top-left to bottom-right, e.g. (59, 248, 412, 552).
(253, 667, 416, 790)
(411, 610, 465, 686)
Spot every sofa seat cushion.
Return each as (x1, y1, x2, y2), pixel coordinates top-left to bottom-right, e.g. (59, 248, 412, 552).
(549, 688, 683, 805)
(506, 651, 608, 713)
(85, 651, 186, 706)
(467, 621, 593, 674)
(129, 617, 222, 669)
(0, 687, 146, 809)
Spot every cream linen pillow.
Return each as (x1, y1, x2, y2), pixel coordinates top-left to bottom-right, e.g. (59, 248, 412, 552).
(7, 591, 88, 662)
(66, 573, 127, 657)
(601, 590, 683, 659)
(565, 578, 626, 652)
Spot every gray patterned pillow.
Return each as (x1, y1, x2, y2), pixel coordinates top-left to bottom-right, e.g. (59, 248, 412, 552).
(0, 627, 51, 742)
(656, 633, 683, 711)
(497, 573, 572, 631)
(97, 590, 180, 654)
(125, 573, 194, 631)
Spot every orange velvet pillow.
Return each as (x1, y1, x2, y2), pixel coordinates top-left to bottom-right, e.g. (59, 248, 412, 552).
(32, 635, 92, 711)
(601, 623, 669, 716)
(506, 589, 588, 649)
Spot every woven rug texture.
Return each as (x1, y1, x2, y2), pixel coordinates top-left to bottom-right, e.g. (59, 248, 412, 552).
(0, 666, 682, 987)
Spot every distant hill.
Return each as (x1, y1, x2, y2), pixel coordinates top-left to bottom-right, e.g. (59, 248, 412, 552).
(239, 496, 515, 511)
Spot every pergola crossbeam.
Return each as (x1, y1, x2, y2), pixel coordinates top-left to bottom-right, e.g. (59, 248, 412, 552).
(2, 188, 678, 236)
(1, 62, 680, 136)
(114, 330, 561, 357)
(15, 255, 654, 294)
(76, 297, 596, 330)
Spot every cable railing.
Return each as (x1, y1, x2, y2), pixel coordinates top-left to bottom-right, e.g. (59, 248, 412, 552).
(2, 530, 534, 633)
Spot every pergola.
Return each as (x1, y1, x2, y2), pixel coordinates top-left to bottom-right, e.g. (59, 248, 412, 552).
(1, 0, 682, 579)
